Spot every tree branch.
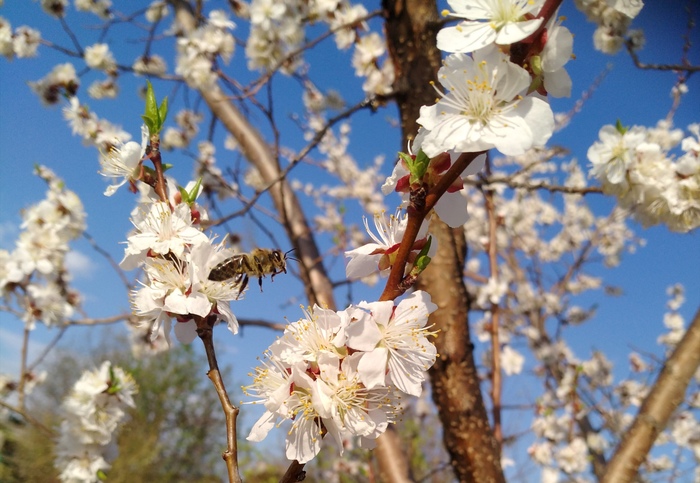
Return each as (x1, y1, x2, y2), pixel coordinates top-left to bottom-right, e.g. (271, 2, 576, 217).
(602, 305, 700, 482)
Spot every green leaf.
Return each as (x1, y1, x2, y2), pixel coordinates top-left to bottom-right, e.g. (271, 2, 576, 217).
(187, 177, 202, 203)
(141, 81, 168, 135)
(615, 119, 628, 135)
(408, 236, 433, 278)
(158, 95, 169, 126)
(178, 185, 190, 205)
(143, 82, 158, 127)
(141, 116, 156, 136)
(413, 150, 430, 179)
(398, 149, 430, 186)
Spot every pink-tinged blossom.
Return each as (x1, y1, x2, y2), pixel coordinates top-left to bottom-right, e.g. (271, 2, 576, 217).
(344, 210, 431, 279)
(417, 46, 554, 157)
(437, 0, 544, 54)
(382, 137, 487, 228)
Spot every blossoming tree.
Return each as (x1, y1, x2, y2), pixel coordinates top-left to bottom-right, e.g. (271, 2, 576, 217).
(1, 0, 699, 482)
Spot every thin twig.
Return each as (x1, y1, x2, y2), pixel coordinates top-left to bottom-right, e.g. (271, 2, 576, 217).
(195, 314, 242, 483)
(483, 168, 503, 447)
(17, 326, 30, 412)
(0, 400, 56, 437)
(205, 97, 375, 228)
(466, 177, 603, 195)
(83, 231, 132, 290)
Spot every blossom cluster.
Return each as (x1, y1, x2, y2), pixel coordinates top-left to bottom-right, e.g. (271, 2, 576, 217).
(29, 62, 80, 106)
(62, 96, 131, 152)
(526, 284, 700, 482)
(175, 10, 236, 89)
(244, 290, 438, 463)
(0, 166, 85, 329)
(574, 0, 644, 54)
(83, 43, 119, 99)
(0, 16, 41, 59)
(345, 209, 434, 280)
(588, 121, 700, 232)
(40, 0, 112, 19)
(54, 362, 137, 483)
(160, 109, 203, 151)
(120, 187, 243, 345)
(245, 0, 394, 95)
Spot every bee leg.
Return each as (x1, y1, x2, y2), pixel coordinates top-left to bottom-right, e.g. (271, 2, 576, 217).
(270, 269, 279, 282)
(258, 276, 264, 291)
(236, 275, 249, 299)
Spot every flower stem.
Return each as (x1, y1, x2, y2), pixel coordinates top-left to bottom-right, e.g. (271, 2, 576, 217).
(148, 135, 168, 203)
(380, 151, 485, 302)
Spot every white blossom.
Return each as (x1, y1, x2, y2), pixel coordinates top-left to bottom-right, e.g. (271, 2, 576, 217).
(55, 362, 136, 482)
(84, 43, 117, 72)
(120, 202, 208, 270)
(437, 0, 545, 53)
(245, 292, 438, 463)
(417, 46, 554, 157)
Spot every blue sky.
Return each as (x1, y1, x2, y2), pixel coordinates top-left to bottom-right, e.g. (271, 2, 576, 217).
(1, 0, 699, 470)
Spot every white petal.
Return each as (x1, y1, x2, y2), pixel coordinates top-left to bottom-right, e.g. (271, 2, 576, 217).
(217, 302, 239, 335)
(519, 96, 555, 147)
(434, 191, 468, 228)
(104, 181, 125, 196)
(542, 25, 573, 72)
(247, 410, 276, 442)
(174, 320, 198, 344)
(346, 314, 382, 351)
(494, 18, 543, 45)
(185, 291, 212, 317)
(345, 250, 381, 279)
(163, 291, 188, 315)
(446, 0, 492, 19)
(286, 417, 322, 464)
(365, 300, 394, 326)
(388, 358, 424, 397)
(437, 22, 496, 53)
(357, 348, 389, 389)
(543, 67, 572, 98)
(395, 290, 437, 324)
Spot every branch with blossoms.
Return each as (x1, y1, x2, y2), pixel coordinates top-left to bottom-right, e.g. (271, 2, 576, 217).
(6, 1, 700, 482)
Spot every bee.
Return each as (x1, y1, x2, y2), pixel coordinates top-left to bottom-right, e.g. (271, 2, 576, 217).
(208, 248, 294, 295)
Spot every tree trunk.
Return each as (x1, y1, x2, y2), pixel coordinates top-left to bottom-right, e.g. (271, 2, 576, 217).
(383, 1, 505, 481)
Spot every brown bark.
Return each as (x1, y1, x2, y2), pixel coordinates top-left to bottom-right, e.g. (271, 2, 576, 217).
(418, 220, 505, 483)
(383, 1, 505, 481)
(382, 0, 443, 148)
